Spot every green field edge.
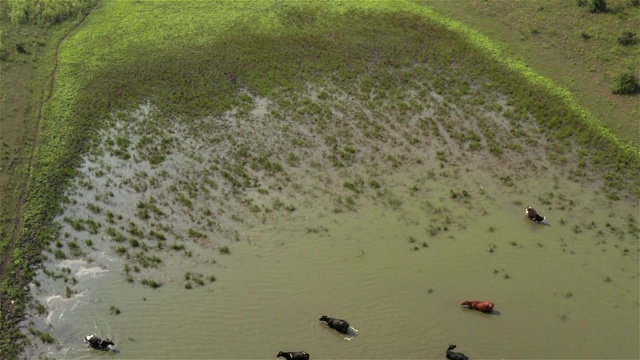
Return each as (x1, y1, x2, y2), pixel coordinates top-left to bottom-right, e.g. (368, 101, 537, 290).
(414, 5, 639, 159)
(0, 3, 100, 358)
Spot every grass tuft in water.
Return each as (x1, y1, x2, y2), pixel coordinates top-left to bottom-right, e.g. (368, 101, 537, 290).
(141, 279, 162, 289)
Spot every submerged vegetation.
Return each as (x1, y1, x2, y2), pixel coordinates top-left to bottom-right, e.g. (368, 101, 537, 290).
(0, 0, 638, 358)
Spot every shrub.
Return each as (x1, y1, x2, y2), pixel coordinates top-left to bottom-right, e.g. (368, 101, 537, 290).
(170, 243, 185, 251)
(589, 0, 607, 13)
(611, 72, 639, 95)
(141, 279, 161, 289)
(35, 303, 46, 314)
(578, 0, 608, 12)
(39, 331, 55, 344)
(54, 249, 66, 259)
(617, 32, 637, 46)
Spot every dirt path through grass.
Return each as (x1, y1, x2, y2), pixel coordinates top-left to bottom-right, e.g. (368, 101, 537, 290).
(0, 0, 101, 302)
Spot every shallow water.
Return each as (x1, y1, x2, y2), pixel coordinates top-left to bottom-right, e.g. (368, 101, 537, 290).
(28, 174, 639, 359)
(25, 94, 638, 359)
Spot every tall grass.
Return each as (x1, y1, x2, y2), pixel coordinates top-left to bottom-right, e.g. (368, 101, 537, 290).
(7, 0, 97, 25)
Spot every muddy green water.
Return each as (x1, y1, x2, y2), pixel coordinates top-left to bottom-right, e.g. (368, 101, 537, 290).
(28, 171, 639, 359)
(25, 98, 638, 359)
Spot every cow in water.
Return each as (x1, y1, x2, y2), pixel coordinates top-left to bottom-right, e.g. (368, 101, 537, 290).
(319, 315, 350, 334)
(84, 335, 114, 350)
(525, 206, 545, 223)
(277, 351, 310, 360)
(446, 344, 469, 360)
(461, 299, 494, 313)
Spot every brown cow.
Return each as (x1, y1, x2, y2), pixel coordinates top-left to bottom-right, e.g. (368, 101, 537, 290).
(461, 299, 494, 313)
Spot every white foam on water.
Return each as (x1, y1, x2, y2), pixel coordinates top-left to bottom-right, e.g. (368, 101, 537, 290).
(43, 289, 90, 326)
(69, 289, 89, 311)
(56, 259, 87, 272)
(45, 309, 54, 325)
(57, 308, 66, 322)
(45, 294, 63, 305)
(343, 326, 359, 340)
(75, 266, 108, 279)
(98, 251, 120, 263)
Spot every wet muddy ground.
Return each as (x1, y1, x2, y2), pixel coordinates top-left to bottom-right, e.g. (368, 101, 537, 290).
(24, 77, 639, 359)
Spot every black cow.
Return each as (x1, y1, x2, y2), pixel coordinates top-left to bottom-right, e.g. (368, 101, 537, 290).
(525, 206, 545, 223)
(446, 344, 469, 360)
(277, 351, 310, 360)
(84, 335, 114, 350)
(319, 315, 350, 334)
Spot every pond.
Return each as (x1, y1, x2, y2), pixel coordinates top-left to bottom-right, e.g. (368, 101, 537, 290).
(25, 87, 639, 359)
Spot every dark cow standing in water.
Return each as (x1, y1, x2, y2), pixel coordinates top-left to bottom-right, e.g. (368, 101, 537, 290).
(461, 299, 494, 313)
(446, 344, 469, 360)
(525, 206, 545, 223)
(319, 315, 350, 334)
(277, 351, 310, 360)
(84, 335, 114, 350)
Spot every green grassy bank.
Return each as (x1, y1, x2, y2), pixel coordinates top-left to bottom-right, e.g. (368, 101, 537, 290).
(415, 1, 639, 158)
(417, 0, 639, 147)
(0, 0, 98, 357)
(1, 0, 638, 357)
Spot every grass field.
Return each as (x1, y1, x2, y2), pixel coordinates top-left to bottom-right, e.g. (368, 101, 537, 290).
(0, 0, 99, 356)
(418, 0, 639, 145)
(0, 0, 638, 358)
